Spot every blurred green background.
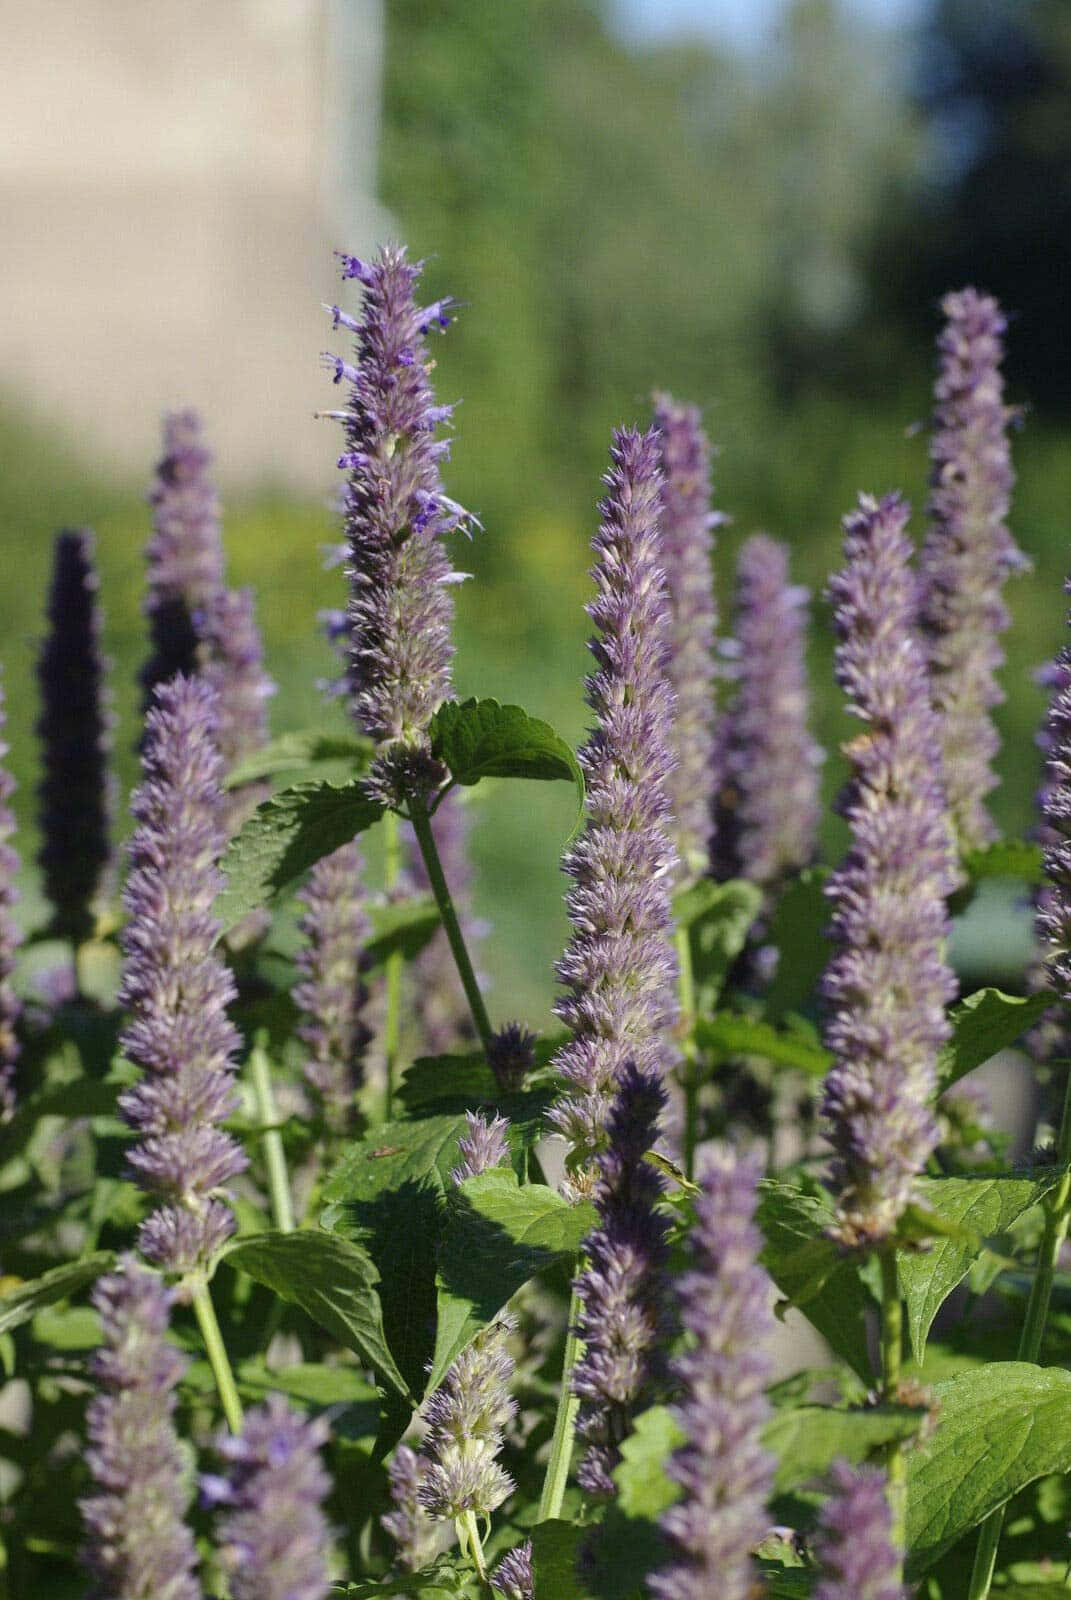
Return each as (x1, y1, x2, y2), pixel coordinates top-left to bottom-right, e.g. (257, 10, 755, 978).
(3, 0, 1069, 1025)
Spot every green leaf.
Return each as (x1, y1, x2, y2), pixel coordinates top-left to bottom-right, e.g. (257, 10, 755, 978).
(762, 867, 831, 1022)
(217, 779, 383, 930)
(224, 728, 373, 789)
(365, 897, 441, 966)
(429, 697, 584, 814)
(764, 1402, 924, 1491)
(335, 1559, 480, 1597)
(906, 1363, 1071, 1576)
(682, 879, 763, 1007)
(937, 987, 1053, 1092)
(222, 1229, 410, 1399)
(696, 1013, 831, 1077)
(529, 1520, 592, 1600)
(614, 1406, 685, 1519)
(0, 1252, 114, 1336)
(430, 1168, 596, 1392)
(963, 838, 1044, 886)
(757, 1181, 873, 1383)
(898, 1171, 1063, 1362)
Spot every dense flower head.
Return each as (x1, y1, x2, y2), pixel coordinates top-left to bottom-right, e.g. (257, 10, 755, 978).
(491, 1540, 534, 1600)
(326, 246, 469, 802)
(207, 1394, 332, 1600)
(79, 1256, 200, 1600)
(418, 1314, 517, 1521)
(548, 427, 679, 1183)
(294, 840, 372, 1134)
(488, 1021, 538, 1091)
(36, 528, 114, 942)
(651, 1147, 776, 1600)
(711, 533, 823, 889)
(0, 677, 21, 1117)
(451, 1110, 511, 1184)
(919, 287, 1026, 850)
(118, 675, 246, 1270)
(142, 409, 226, 709)
(820, 493, 958, 1246)
(573, 1062, 671, 1497)
(197, 584, 275, 836)
(1035, 578, 1071, 1006)
(652, 393, 721, 878)
(407, 790, 482, 1050)
(813, 1461, 905, 1600)
(382, 1443, 437, 1573)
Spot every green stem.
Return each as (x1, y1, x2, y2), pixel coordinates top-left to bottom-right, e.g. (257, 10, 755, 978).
(879, 1248, 906, 1565)
(537, 1280, 583, 1522)
(383, 809, 403, 1122)
(968, 1066, 1071, 1600)
(459, 1509, 489, 1585)
(408, 794, 494, 1054)
(191, 1281, 243, 1435)
(249, 1037, 295, 1234)
(676, 925, 700, 1181)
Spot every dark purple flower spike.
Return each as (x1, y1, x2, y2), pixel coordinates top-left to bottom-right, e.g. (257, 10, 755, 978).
(0, 677, 21, 1117)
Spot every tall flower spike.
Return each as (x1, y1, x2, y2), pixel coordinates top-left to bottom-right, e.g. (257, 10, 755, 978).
(820, 493, 958, 1247)
(418, 1314, 517, 1522)
(118, 676, 247, 1273)
(652, 393, 721, 880)
(0, 677, 20, 1118)
(79, 1256, 201, 1600)
(198, 585, 275, 837)
(36, 529, 114, 942)
(919, 287, 1026, 850)
(1035, 577, 1071, 1007)
(141, 409, 226, 710)
(651, 1147, 776, 1600)
(573, 1062, 671, 1497)
(711, 533, 823, 891)
(207, 1394, 332, 1600)
(294, 840, 373, 1136)
(326, 247, 466, 805)
(382, 1443, 438, 1574)
(407, 790, 483, 1050)
(813, 1461, 905, 1600)
(547, 427, 679, 1185)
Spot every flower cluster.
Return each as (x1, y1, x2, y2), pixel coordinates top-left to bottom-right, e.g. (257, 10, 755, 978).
(813, 1461, 905, 1600)
(0, 678, 20, 1116)
(1035, 576, 1071, 1006)
(451, 1109, 511, 1184)
(418, 1314, 517, 1521)
(382, 1442, 438, 1573)
(491, 1540, 534, 1600)
(294, 840, 373, 1134)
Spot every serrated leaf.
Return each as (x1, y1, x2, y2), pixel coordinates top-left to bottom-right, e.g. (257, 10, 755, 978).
(430, 1169, 596, 1392)
(906, 1363, 1071, 1576)
(757, 1181, 873, 1383)
(217, 779, 383, 929)
(762, 867, 831, 1022)
(0, 1252, 114, 1336)
(963, 838, 1044, 886)
(224, 728, 373, 789)
(696, 1013, 831, 1077)
(365, 897, 441, 966)
(429, 697, 584, 815)
(223, 1229, 410, 1399)
(764, 1402, 924, 1491)
(898, 1171, 1063, 1363)
(683, 879, 763, 1007)
(937, 987, 1053, 1092)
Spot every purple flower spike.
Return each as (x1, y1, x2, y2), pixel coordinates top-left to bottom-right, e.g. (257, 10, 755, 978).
(142, 409, 226, 710)
(548, 428, 679, 1186)
(491, 1540, 534, 1600)
(382, 1443, 437, 1573)
(294, 840, 372, 1135)
(652, 393, 721, 879)
(820, 493, 958, 1247)
(573, 1062, 670, 1498)
(0, 678, 21, 1117)
(325, 245, 467, 804)
(407, 790, 482, 1050)
(198, 585, 275, 837)
(36, 529, 114, 942)
(712, 534, 823, 890)
(451, 1110, 511, 1185)
(117, 675, 246, 1272)
(813, 1461, 905, 1600)
(920, 287, 1026, 850)
(488, 1022, 537, 1092)
(1035, 578, 1071, 1007)
(211, 1394, 332, 1600)
(79, 1256, 200, 1600)
(651, 1147, 775, 1600)
(418, 1314, 517, 1521)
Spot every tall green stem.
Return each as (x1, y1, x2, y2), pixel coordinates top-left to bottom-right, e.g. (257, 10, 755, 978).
(191, 1281, 243, 1435)
(537, 1280, 583, 1522)
(676, 925, 700, 1180)
(879, 1248, 906, 1565)
(968, 1065, 1071, 1600)
(249, 1037, 295, 1234)
(408, 794, 494, 1054)
(383, 809, 403, 1121)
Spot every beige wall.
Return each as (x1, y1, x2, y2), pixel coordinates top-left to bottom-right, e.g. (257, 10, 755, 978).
(0, 0, 390, 489)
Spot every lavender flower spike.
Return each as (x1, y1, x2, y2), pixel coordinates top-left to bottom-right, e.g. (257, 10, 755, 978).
(118, 676, 247, 1273)
(382, 1443, 437, 1573)
(651, 1147, 776, 1600)
(0, 677, 21, 1118)
(920, 287, 1026, 850)
(141, 409, 225, 710)
(198, 585, 276, 837)
(451, 1110, 511, 1184)
(653, 393, 721, 878)
(418, 1314, 517, 1522)
(326, 246, 467, 805)
(294, 840, 373, 1135)
(711, 534, 823, 890)
(820, 493, 958, 1246)
(208, 1394, 332, 1600)
(573, 1062, 670, 1497)
(813, 1461, 906, 1600)
(548, 428, 679, 1185)
(1035, 576, 1071, 1006)
(79, 1255, 200, 1600)
(36, 529, 114, 942)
